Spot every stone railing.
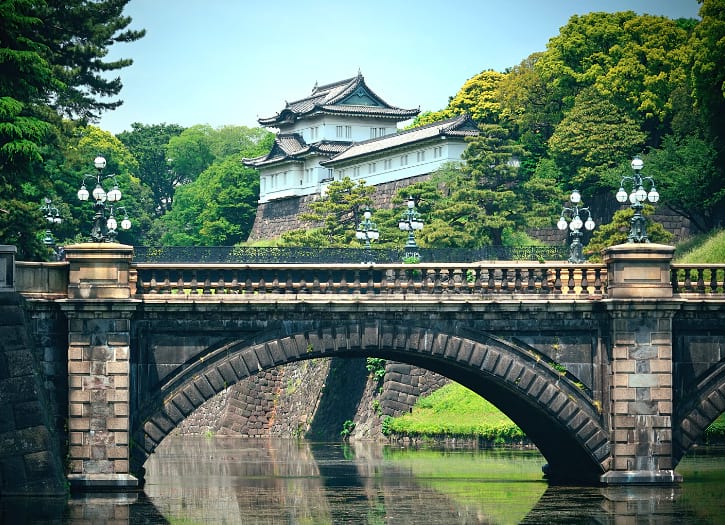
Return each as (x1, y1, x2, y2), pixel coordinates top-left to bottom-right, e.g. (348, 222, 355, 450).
(671, 264, 725, 295)
(15, 261, 69, 299)
(133, 262, 608, 298)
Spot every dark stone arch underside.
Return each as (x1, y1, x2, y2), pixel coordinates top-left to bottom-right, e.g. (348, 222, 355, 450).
(131, 321, 609, 483)
(674, 361, 725, 462)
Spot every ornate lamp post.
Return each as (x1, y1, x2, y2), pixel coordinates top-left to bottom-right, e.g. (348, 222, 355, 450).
(77, 156, 131, 242)
(557, 189, 595, 264)
(398, 196, 424, 261)
(615, 155, 659, 243)
(355, 207, 379, 263)
(40, 197, 63, 259)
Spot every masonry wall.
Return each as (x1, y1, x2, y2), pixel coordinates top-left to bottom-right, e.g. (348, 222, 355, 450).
(0, 293, 66, 495)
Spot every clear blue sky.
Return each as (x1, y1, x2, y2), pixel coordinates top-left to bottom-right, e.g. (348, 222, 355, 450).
(98, 0, 702, 135)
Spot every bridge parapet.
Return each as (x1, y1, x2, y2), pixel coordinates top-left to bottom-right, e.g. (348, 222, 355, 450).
(133, 262, 607, 298)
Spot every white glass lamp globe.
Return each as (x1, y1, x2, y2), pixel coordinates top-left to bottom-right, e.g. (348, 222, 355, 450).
(107, 185, 122, 202)
(92, 184, 106, 201)
(557, 218, 568, 231)
(77, 185, 89, 201)
(94, 156, 107, 170)
(584, 217, 595, 230)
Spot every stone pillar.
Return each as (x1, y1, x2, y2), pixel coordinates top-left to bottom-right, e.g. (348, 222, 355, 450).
(600, 243, 682, 484)
(58, 243, 140, 490)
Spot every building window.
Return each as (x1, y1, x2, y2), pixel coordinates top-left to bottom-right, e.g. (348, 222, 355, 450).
(368, 162, 377, 174)
(310, 127, 319, 141)
(353, 166, 360, 177)
(378, 127, 386, 137)
(384, 159, 392, 170)
(400, 154, 408, 166)
(345, 126, 352, 138)
(370, 128, 377, 139)
(336, 125, 343, 138)
(434, 146, 443, 158)
(417, 150, 426, 162)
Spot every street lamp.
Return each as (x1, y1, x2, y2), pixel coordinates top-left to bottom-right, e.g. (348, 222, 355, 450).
(398, 196, 424, 261)
(40, 197, 63, 259)
(615, 155, 659, 243)
(355, 207, 379, 263)
(77, 156, 131, 242)
(557, 189, 595, 263)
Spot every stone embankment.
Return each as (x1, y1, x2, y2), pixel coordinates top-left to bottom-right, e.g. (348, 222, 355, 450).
(0, 293, 65, 495)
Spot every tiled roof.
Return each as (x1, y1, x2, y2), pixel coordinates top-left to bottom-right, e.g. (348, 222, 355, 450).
(242, 134, 351, 168)
(322, 114, 479, 165)
(258, 72, 419, 126)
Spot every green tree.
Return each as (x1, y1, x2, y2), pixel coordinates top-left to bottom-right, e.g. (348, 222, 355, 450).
(585, 206, 673, 260)
(645, 135, 724, 233)
(117, 123, 185, 214)
(155, 155, 260, 245)
(282, 177, 375, 247)
(548, 87, 646, 192)
(0, 0, 143, 258)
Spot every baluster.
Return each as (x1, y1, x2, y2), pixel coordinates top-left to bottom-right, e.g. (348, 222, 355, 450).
(580, 268, 589, 294)
(487, 268, 495, 294)
(244, 275, 253, 294)
(567, 268, 576, 294)
(272, 272, 281, 293)
(324, 270, 334, 294)
(149, 271, 158, 294)
(352, 270, 361, 294)
(527, 269, 536, 293)
(230, 271, 239, 294)
(514, 268, 523, 293)
(539, 267, 550, 294)
(190, 271, 199, 294)
(684, 268, 693, 292)
(697, 268, 705, 293)
(176, 272, 184, 294)
(368, 270, 375, 295)
(553, 268, 563, 294)
(216, 272, 225, 295)
(202, 271, 212, 294)
(424, 269, 435, 295)
(710, 268, 719, 294)
(670, 268, 679, 294)
(258, 276, 267, 295)
(501, 269, 509, 293)
(339, 271, 348, 294)
(312, 273, 321, 293)
(593, 268, 603, 294)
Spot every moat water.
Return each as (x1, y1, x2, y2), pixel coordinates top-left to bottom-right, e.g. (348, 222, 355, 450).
(3, 437, 725, 524)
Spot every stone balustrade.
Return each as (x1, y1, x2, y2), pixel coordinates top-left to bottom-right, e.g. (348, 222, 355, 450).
(671, 264, 725, 294)
(133, 262, 608, 298)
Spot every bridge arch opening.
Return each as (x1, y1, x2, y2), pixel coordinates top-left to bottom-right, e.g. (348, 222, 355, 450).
(131, 320, 609, 484)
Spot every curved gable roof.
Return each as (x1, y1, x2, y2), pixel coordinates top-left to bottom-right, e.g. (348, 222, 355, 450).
(258, 72, 419, 127)
(321, 114, 480, 166)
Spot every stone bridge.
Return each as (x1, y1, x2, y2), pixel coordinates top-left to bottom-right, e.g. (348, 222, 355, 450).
(9, 243, 725, 490)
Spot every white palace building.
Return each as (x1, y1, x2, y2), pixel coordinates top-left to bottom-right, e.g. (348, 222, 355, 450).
(244, 72, 479, 203)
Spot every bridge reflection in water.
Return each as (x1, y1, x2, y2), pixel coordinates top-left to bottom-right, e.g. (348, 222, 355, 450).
(5, 437, 721, 524)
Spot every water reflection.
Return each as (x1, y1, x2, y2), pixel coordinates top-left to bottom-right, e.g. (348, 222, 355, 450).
(2, 438, 724, 524)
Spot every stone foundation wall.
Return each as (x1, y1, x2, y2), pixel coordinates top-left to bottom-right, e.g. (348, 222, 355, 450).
(0, 294, 65, 495)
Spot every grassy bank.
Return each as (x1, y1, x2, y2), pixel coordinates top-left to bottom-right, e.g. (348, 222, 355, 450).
(383, 382, 725, 444)
(382, 382, 525, 444)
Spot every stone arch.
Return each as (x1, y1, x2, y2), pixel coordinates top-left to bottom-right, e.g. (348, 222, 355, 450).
(131, 320, 609, 484)
(674, 360, 725, 463)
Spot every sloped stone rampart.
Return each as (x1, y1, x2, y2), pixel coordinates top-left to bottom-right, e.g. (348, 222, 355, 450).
(0, 294, 66, 495)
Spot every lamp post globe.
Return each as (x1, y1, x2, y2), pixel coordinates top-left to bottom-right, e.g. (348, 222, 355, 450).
(557, 189, 595, 264)
(77, 156, 132, 242)
(615, 156, 659, 243)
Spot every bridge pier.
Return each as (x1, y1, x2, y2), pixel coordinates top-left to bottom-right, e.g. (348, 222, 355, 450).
(601, 243, 682, 484)
(59, 244, 139, 490)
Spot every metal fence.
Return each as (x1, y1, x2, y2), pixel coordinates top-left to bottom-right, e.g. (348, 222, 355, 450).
(132, 245, 568, 264)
